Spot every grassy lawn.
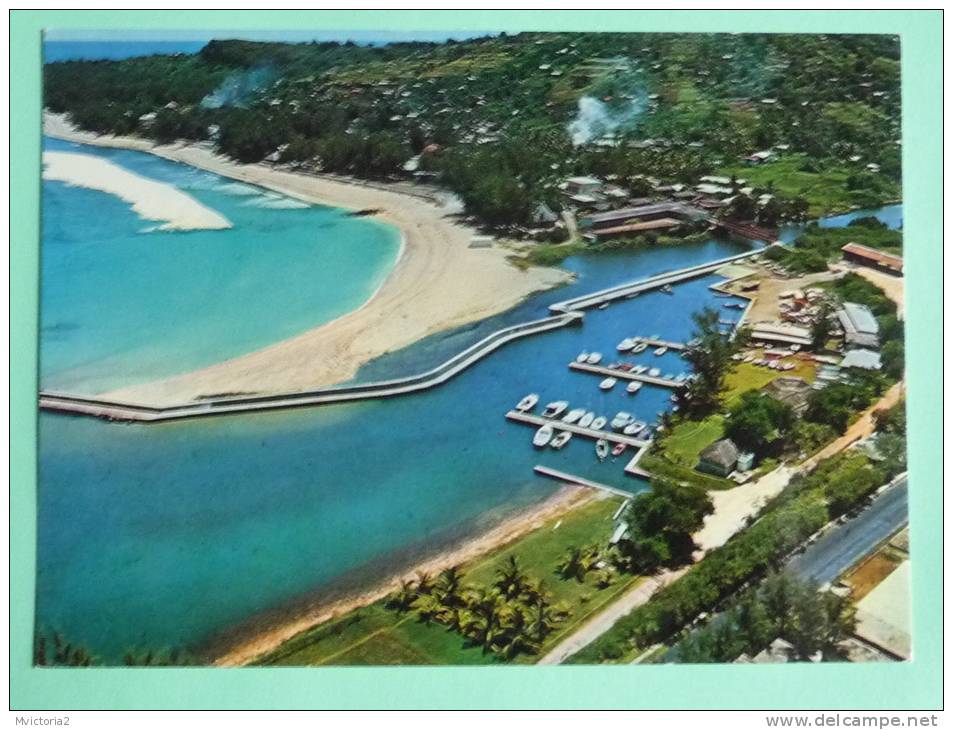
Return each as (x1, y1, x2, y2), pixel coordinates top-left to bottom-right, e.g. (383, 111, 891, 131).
(719, 154, 900, 218)
(659, 415, 726, 467)
(723, 360, 817, 406)
(256, 496, 636, 666)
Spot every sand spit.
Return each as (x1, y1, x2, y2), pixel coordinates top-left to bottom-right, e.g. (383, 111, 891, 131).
(42, 150, 231, 231)
(44, 112, 571, 403)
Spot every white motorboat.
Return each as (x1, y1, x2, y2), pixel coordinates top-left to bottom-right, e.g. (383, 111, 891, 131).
(633, 364, 648, 374)
(617, 338, 635, 352)
(578, 411, 595, 428)
(626, 381, 643, 394)
(648, 367, 661, 377)
(675, 373, 688, 383)
(598, 302, 610, 310)
(610, 411, 633, 430)
(591, 416, 608, 430)
(576, 352, 589, 363)
(595, 439, 610, 461)
(533, 424, 555, 448)
(562, 408, 587, 424)
(663, 373, 675, 381)
(543, 400, 569, 418)
(516, 393, 539, 412)
(654, 346, 668, 356)
(631, 342, 647, 354)
(599, 377, 618, 391)
(551, 431, 573, 450)
(623, 421, 646, 437)
(586, 352, 603, 365)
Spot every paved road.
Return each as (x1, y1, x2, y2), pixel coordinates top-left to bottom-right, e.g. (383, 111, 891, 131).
(536, 568, 688, 665)
(787, 475, 908, 586)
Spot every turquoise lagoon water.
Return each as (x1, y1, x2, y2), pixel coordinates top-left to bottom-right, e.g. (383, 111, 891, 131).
(41, 137, 399, 394)
(35, 141, 900, 661)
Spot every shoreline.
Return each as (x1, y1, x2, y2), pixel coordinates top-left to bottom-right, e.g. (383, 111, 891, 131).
(43, 112, 571, 406)
(43, 150, 232, 231)
(209, 485, 600, 667)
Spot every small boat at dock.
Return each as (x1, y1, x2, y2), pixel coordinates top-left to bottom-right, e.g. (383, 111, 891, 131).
(562, 408, 587, 424)
(610, 411, 633, 430)
(551, 431, 572, 450)
(624, 421, 646, 437)
(543, 400, 569, 418)
(631, 342, 647, 354)
(661, 284, 674, 294)
(617, 338, 635, 351)
(599, 377, 618, 391)
(654, 346, 668, 356)
(612, 443, 627, 457)
(591, 416, 607, 430)
(533, 424, 554, 448)
(595, 439, 610, 461)
(586, 352, 603, 365)
(516, 393, 539, 412)
(576, 352, 589, 363)
(633, 364, 648, 374)
(626, 381, 642, 394)
(598, 302, 610, 310)
(648, 367, 661, 377)
(579, 411, 595, 428)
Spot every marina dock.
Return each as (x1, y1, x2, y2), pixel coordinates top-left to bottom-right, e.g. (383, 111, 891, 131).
(533, 465, 636, 499)
(568, 362, 687, 389)
(505, 410, 650, 448)
(629, 336, 687, 351)
(548, 247, 767, 314)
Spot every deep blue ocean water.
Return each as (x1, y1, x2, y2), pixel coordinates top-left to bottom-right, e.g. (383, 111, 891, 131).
(35, 137, 902, 661)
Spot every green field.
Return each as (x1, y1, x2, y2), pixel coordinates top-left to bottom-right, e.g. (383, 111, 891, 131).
(723, 360, 817, 405)
(257, 496, 640, 666)
(719, 154, 900, 218)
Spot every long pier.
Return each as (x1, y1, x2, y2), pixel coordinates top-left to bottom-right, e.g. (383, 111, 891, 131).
(533, 466, 635, 499)
(548, 248, 766, 313)
(505, 410, 650, 448)
(628, 336, 687, 352)
(41, 245, 771, 423)
(568, 362, 687, 389)
(39, 311, 583, 422)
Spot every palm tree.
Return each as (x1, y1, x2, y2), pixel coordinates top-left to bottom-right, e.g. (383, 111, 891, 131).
(497, 607, 537, 659)
(464, 587, 507, 653)
(522, 576, 549, 606)
(415, 571, 435, 595)
(415, 592, 447, 625)
(526, 599, 560, 645)
(558, 545, 598, 583)
(435, 566, 465, 608)
(494, 555, 528, 599)
(386, 578, 418, 613)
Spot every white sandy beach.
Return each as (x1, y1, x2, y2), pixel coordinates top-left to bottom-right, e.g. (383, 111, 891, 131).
(42, 150, 231, 231)
(44, 112, 571, 404)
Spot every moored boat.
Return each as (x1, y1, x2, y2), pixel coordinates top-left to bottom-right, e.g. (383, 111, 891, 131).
(591, 416, 608, 430)
(516, 393, 539, 412)
(654, 346, 668, 356)
(586, 352, 603, 365)
(562, 407, 587, 424)
(626, 381, 642, 394)
(576, 352, 589, 363)
(543, 400, 569, 418)
(617, 338, 635, 351)
(612, 443, 627, 457)
(551, 431, 573, 450)
(579, 411, 595, 428)
(595, 439, 610, 461)
(533, 424, 554, 448)
(610, 411, 633, 430)
(631, 342, 647, 354)
(599, 377, 618, 391)
(624, 421, 646, 437)
(648, 367, 661, 377)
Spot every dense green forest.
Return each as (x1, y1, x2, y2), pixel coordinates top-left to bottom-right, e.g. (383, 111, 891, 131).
(45, 32, 902, 227)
